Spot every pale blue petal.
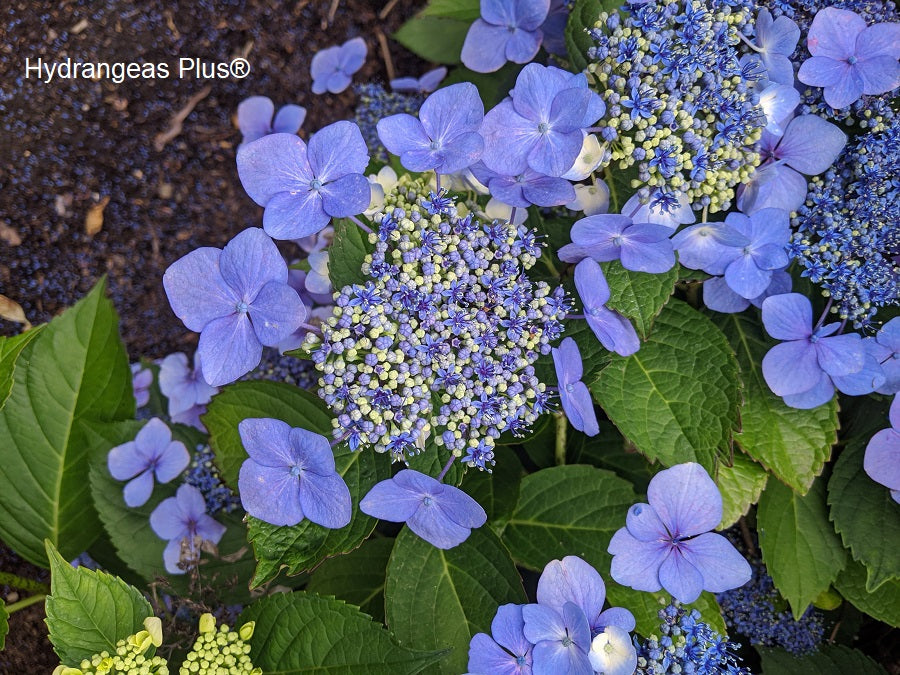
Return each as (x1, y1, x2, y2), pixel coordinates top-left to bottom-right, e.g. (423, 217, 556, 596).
(150, 496, 188, 540)
(725, 254, 773, 299)
(506, 27, 543, 64)
(239, 459, 304, 526)
(761, 293, 812, 340)
(832, 351, 886, 396)
(197, 312, 262, 387)
(681, 532, 752, 593)
(521, 174, 575, 207)
(527, 128, 585, 177)
(407, 501, 474, 548)
(574, 257, 611, 306)
(492, 603, 532, 657)
(377, 114, 430, 157)
(219, 227, 287, 300)
(439, 484, 488, 529)
(461, 20, 511, 73)
(237, 96, 274, 142)
(238, 417, 295, 467)
(359, 476, 423, 522)
(108, 441, 145, 480)
(864, 428, 900, 492)
(468, 633, 524, 675)
(237, 133, 313, 204)
(308, 121, 369, 181)
(320, 173, 371, 217)
(806, 7, 865, 60)
(163, 538, 186, 575)
(155, 441, 189, 483)
(586, 307, 640, 357)
(608, 528, 666, 592)
(163, 248, 237, 333)
(815, 333, 864, 377)
(420, 83, 484, 144)
(263, 189, 330, 240)
(536, 556, 606, 624)
(858, 56, 900, 96)
(777, 115, 847, 175)
(124, 470, 155, 507)
(299, 472, 352, 529)
(658, 550, 704, 603)
(703, 276, 751, 314)
(290, 427, 336, 476)
(625, 502, 667, 542)
(273, 104, 306, 134)
(762, 340, 822, 396)
(249, 281, 307, 347)
(437, 131, 485, 174)
(648, 463, 722, 538)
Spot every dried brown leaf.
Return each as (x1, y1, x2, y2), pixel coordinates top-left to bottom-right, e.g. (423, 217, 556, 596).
(85, 196, 110, 236)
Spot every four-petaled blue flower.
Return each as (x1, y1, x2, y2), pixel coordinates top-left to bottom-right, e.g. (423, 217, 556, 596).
(798, 7, 900, 110)
(552, 337, 599, 437)
(753, 9, 801, 85)
(608, 462, 752, 604)
(390, 67, 448, 94)
(158, 352, 219, 430)
(871, 318, 900, 395)
(238, 418, 352, 528)
(237, 96, 306, 145)
(377, 83, 485, 174)
(574, 259, 639, 357)
(711, 208, 791, 300)
(522, 601, 593, 675)
(461, 0, 551, 73)
(468, 604, 534, 675)
(237, 121, 371, 239)
(470, 162, 575, 208)
(163, 227, 307, 386)
(360, 469, 487, 549)
(864, 396, 900, 504)
(149, 483, 226, 574)
(310, 37, 367, 94)
(108, 417, 190, 507)
(559, 213, 675, 274)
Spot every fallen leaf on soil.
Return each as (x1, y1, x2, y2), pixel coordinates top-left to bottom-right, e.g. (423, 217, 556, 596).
(0, 294, 31, 328)
(85, 196, 110, 236)
(0, 223, 21, 246)
(154, 85, 212, 152)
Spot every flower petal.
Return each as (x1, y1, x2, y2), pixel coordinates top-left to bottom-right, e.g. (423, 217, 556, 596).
(505, 27, 543, 64)
(703, 276, 751, 314)
(491, 603, 532, 659)
(761, 293, 812, 340)
(420, 83, 484, 146)
(461, 20, 511, 73)
(377, 114, 431, 158)
(298, 472, 352, 529)
(359, 475, 423, 522)
(815, 333, 865, 377)
(468, 633, 524, 675)
(123, 470, 155, 508)
(238, 458, 304, 526)
(781, 370, 835, 409)
(163, 248, 237, 333)
(108, 441, 146, 481)
(777, 115, 847, 175)
(648, 463, 722, 538)
(290, 427, 336, 476)
(681, 532, 752, 593)
(725, 254, 773, 299)
(658, 550, 705, 603)
(762, 340, 822, 397)
(237, 133, 313, 204)
(220, 228, 287, 300)
(154, 441, 190, 483)
(150, 496, 188, 540)
(249, 281, 307, 347)
(608, 528, 666, 592)
(273, 104, 306, 135)
(864, 428, 900, 492)
(263, 189, 330, 240)
(586, 307, 640, 357)
(319, 173, 372, 218)
(625, 502, 667, 542)
(806, 7, 865, 60)
(237, 96, 274, 142)
(407, 501, 474, 548)
(536, 556, 606, 626)
(308, 120, 369, 181)
(197, 313, 262, 387)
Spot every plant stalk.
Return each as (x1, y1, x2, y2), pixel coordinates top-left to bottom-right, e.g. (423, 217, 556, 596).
(0, 572, 49, 594)
(555, 411, 567, 466)
(4, 593, 46, 614)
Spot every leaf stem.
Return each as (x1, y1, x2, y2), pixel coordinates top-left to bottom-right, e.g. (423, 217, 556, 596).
(554, 411, 567, 466)
(0, 572, 49, 594)
(4, 593, 46, 614)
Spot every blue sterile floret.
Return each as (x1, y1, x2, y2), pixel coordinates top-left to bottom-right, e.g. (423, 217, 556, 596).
(305, 176, 568, 467)
(586, 0, 765, 213)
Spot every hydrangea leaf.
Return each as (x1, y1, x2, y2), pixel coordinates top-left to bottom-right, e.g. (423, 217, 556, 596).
(0, 279, 133, 567)
(87, 422, 256, 602)
(419, 0, 480, 21)
(721, 313, 838, 494)
(828, 434, 900, 592)
(306, 537, 395, 623)
(443, 62, 525, 113)
(757, 477, 847, 620)
(44, 540, 152, 665)
(384, 526, 526, 675)
(460, 445, 523, 524)
(834, 558, 900, 628)
(716, 452, 768, 529)
(0, 324, 44, 409)
(604, 162, 641, 214)
(204, 380, 333, 489)
(238, 590, 447, 674)
(394, 16, 469, 65)
(758, 645, 888, 675)
(599, 260, 678, 338)
(565, 0, 623, 72)
(0, 600, 7, 651)
(605, 582, 726, 638)
(329, 217, 375, 291)
(498, 464, 636, 572)
(590, 300, 741, 472)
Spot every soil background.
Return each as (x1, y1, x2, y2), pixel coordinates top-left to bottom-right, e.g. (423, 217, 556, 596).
(0, 0, 423, 669)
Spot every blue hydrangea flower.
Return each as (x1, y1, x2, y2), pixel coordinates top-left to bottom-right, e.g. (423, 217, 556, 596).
(390, 67, 447, 93)
(552, 337, 599, 437)
(163, 228, 307, 386)
(588, 625, 636, 675)
(620, 191, 695, 230)
(481, 64, 605, 177)
(310, 37, 367, 94)
(468, 604, 534, 675)
(714, 208, 791, 300)
(672, 221, 750, 274)
(540, 0, 569, 56)
(237, 96, 306, 145)
(559, 214, 675, 274)
(574, 259, 639, 357)
(470, 162, 575, 208)
(864, 396, 900, 503)
(238, 418, 352, 528)
(461, 0, 551, 73)
(158, 352, 219, 430)
(608, 463, 752, 604)
(757, 83, 802, 136)
(377, 83, 485, 174)
(522, 601, 593, 675)
(360, 469, 487, 549)
(761, 293, 872, 408)
(237, 121, 371, 239)
(798, 7, 900, 109)
(108, 417, 189, 507)
(131, 363, 152, 408)
(753, 9, 801, 85)
(149, 484, 226, 574)
(872, 318, 900, 394)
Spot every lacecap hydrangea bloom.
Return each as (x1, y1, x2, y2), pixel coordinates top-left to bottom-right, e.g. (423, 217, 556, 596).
(461, 0, 551, 73)
(149, 484, 226, 574)
(305, 175, 567, 467)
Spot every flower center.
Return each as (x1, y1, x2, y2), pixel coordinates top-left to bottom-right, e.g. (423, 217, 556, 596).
(430, 139, 440, 150)
(565, 383, 574, 393)
(562, 636, 573, 647)
(290, 465, 302, 477)
(516, 655, 527, 666)
(310, 178, 323, 190)
(423, 496, 433, 506)
(537, 121, 550, 134)
(847, 55, 858, 65)
(235, 301, 249, 313)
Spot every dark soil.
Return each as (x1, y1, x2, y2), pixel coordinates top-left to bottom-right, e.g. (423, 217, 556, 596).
(0, 0, 424, 668)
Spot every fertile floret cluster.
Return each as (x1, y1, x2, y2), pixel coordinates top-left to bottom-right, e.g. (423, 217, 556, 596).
(789, 115, 900, 327)
(353, 83, 424, 164)
(57, 619, 168, 675)
(634, 602, 751, 674)
(179, 614, 260, 675)
(184, 445, 241, 515)
(586, 0, 764, 213)
(307, 177, 567, 467)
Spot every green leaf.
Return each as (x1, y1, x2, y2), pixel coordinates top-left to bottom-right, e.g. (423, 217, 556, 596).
(499, 464, 635, 572)
(204, 380, 333, 489)
(599, 261, 678, 338)
(306, 537, 395, 624)
(590, 300, 741, 472)
(566, 422, 654, 495)
(604, 160, 641, 214)
(759, 645, 887, 675)
(239, 591, 447, 674)
(828, 435, 900, 592)
(721, 313, 838, 494)
(44, 540, 152, 665)
(87, 423, 256, 602)
(565, 0, 619, 72)
(834, 558, 900, 628)
(0, 325, 44, 409)
(407, 438, 466, 486)
(329, 217, 374, 291)
(0, 600, 7, 651)
(442, 62, 523, 110)
(385, 527, 526, 675)
(394, 16, 470, 65)
(460, 446, 522, 524)
(605, 583, 727, 637)
(419, 0, 480, 21)
(0, 280, 133, 567)
(715, 451, 768, 529)
(757, 477, 847, 619)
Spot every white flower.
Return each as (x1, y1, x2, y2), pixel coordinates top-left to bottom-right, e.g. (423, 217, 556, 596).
(484, 198, 527, 225)
(588, 625, 637, 675)
(305, 250, 331, 296)
(562, 133, 605, 181)
(566, 177, 610, 215)
(365, 166, 399, 216)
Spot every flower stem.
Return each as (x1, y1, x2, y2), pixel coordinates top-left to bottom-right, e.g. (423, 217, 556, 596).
(0, 572, 49, 594)
(434, 171, 442, 192)
(298, 321, 323, 337)
(4, 593, 46, 614)
(813, 298, 834, 331)
(437, 454, 456, 482)
(348, 214, 373, 234)
(554, 411, 567, 466)
(509, 206, 518, 224)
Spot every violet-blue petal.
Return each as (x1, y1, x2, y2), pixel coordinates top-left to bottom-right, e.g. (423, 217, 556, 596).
(124, 470, 155, 508)
(319, 173, 372, 217)
(108, 441, 144, 481)
(522, 174, 575, 207)
(407, 499, 474, 549)
(150, 496, 188, 541)
(461, 21, 512, 73)
(163, 248, 237, 332)
(807, 7, 864, 60)
(570, 214, 630, 261)
(439, 483, 488, 530)
(308, 120, 369, 181)
(237, 133, 313, 204)
(237, 96, 275, 143)
(622, 191, 695, 228)
(681, 532, 752, 593)
(377, 114, 431, 160)
(671, 223, 747, 273)
(338, 37, 367, 73)
(527, 127, 585, 177)
(703, 277, 751, 314)
(197, 313, 262, 387)
(761, 293, 812, 340)
(506, 26, 543, 64)
(658, 551, 705, 604)
(619, 226, 675, 273)
(864, 428, 900, 494)
(359, 476, 423, 522)
(574, 257, 611, 306)
(154, 442, 190, 483)
(552, 336, 583, 384)
(595, 607, 636, 633)
(239, 417, 295, 467)
(433, 131, 486, 175)
(648, 462, 722, 538)
(607, 529, 666, 592)
(420, 83, 484, 144)
(832, 349, 886, 396)
(781, 370, 835, 409)
(762, 340, 822, 397)
(798, 56, 848, 88)
(219, 227, 287, 299)
(815, 333, 864, 377)
(725, 254, 774, 299)
(737, 164, 808, 214)
(162, 538, 185, 574)
(248, 281, 306, 347)
(758, 84, 801, 134)
(273, 104, 306, 134)
(536, 556, 606, 622)
(298, 471, 352, 529)
(290, 427, 337, 476)
(263, 189, 330, 239)
(467, 633, 529, 675)
(562, 380, 599, 436)
(586, 307, 640, 357)
(492, 603, 533, 660)
(239, 459, 305, 526)
(777, 115, 847, 175)
(625, 502, 666, 542)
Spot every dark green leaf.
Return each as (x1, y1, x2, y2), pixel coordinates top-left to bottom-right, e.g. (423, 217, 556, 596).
(604, 161, 641, 214)
(44, 540, 152, 665)
(721, 313, 838, 494)
(605, 583, 726, 637)
(393, 16, 470, 65)
(385, 527, 526, 674)
(460, 445, 523, 524)
(0, 280, 133, 566)
(758, 477, 846, 619)
(834, 558, 900, 628)
(591, 300, 741, 472)
(599, 260, 678, 338)
(0, 601, 7, 651)
(499, 464, 635, 572)
(715, 451, 767, 529)
(306, 537, 395, 623)
(419, 0, 480, 20)
(565, 0, 620, 72)
(0, 325, 44, 409)
(759, 645, 887, 675)
(239, 591, 447, 674)
(566, 421, 654, 495)
(442, 62, 523, 110)
(329, 217, 375, 291)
